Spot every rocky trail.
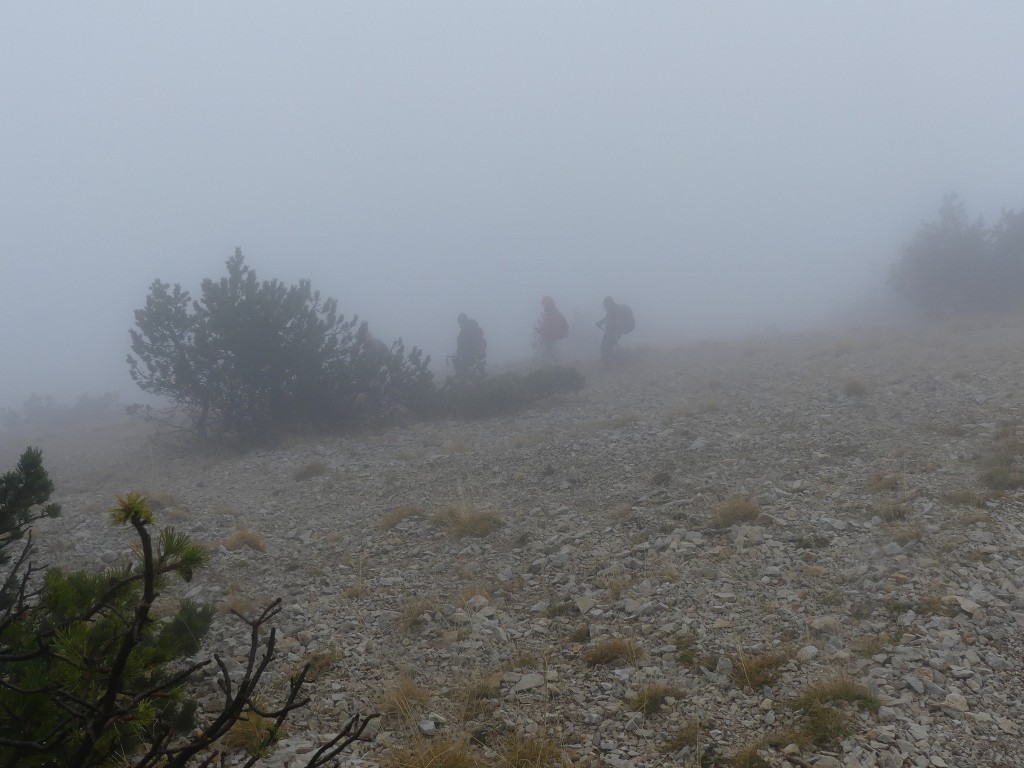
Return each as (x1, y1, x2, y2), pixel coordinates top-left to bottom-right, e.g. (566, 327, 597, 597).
(7, 318, 1024, 768)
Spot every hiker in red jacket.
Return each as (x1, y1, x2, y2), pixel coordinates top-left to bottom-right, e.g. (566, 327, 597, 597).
(533, 295, 569, 363)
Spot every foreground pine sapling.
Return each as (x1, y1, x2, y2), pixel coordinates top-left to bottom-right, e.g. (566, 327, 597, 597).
(0, 449, 376, 767)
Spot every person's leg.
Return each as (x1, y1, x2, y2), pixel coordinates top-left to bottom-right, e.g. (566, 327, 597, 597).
(600, 331, 615, 366)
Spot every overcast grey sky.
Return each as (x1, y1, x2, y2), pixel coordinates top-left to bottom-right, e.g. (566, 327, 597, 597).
(2, 3, 1023, 406)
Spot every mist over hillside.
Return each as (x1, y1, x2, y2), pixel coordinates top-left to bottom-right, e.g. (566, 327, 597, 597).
(3, 4, 1024, 409)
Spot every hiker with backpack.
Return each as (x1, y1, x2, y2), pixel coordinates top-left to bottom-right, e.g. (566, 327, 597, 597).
(596, 296, 634, 366)
(451, 312, 487, 379)
(534, 295, 569, 363)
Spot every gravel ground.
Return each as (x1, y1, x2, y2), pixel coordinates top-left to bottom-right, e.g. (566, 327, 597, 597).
(7, 317, 1024, 768)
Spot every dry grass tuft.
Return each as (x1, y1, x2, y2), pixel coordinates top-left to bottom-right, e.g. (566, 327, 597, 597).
(793, 675, 880, 713)
(753, 675, 882, 753)
(629, 683, 683, 716)
(890, 522, 925, 545)
(218, 588, 260, 615)
(941, 488, 988, 507)
(877, 501, 909, 523)
(214, 502, 240, 517)
(708, 497, 761, 529)
(607, 503, 633, 521)
(383, 737, 482, 768)
(729, 745, 771, 768)
(293, 459, 328, 481)
(223, 527, 267, 552)
(981, 465, 1024, 491)
(660, 718, 708, 754)
(220, 696, 281, 758)
(569, 624, 591, 644)
(730, 648, 793, 689)
(380, 504, 425, 531)
(583, 638, 639, 667)
(914, 595, 954, 617)
(299, 647, 340, 683)
(940, 508, 994, 530)
(341, 583, 368, 600)
(869, 473, 900, 492)
(431, 505, 503, 538)
(602, 574, 631, 601)
(980, 430, 1024, 490)
(795, 704, 849, 748)
(398, 597, 439, 633)
(378, 673, 429, 722)
(460, 672, 502, 720)
(496, 735, 563, 767)
(674, 632, 699, 666)
(456, 584, 492, 608)
(543, 600, 575, 619)
(851, 633, 891, 658)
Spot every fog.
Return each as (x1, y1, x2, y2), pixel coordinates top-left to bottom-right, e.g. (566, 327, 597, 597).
(3, 3, 1024, 408)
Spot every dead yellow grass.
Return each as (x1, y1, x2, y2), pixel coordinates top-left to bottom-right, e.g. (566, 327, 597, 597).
(456, 584, 492, 608)
(708, 497, 761, 529)
(378, 673, 429, 722)
(660, 719, 707, 754)
(869, 473, 900, 492)
(431, 505, 503, 538)
(383, 737, 482, 768)
(459, 672, 502, 720)
(941, 488, 988, 507)
(630, 683, 683, 716)
(496, 735, 563, 767)
(380, 504, 425, 531)
(223, 528, 267, 552)
(889, 522, 925, 545)
(220, 696, 281, 757)
(398, 597, 439, 633)
(730, 648, 793, 689)
(583, 638, 639, 667)
(607, 502, 633, 521)
(794, 675, 880, 712)
(340, 583, 368, 599)
(299, 647, 341, 683)
(877, 501, 909, 522)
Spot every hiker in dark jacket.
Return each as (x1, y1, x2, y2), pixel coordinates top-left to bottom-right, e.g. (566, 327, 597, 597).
(451, 313, 487, 378)
(595, 296, 634, 365)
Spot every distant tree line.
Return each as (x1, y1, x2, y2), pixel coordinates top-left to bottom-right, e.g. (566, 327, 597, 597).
(128, 249, 584, 444)
(0, 392, 121, 434)
(890, 194, 1024, 317)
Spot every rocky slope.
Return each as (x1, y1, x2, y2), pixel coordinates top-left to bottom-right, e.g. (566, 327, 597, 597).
(8, 318, 1024, 768)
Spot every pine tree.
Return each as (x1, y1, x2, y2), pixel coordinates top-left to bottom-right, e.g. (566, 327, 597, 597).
(0, 449, 375, 766)
(128, 249, 432, 442)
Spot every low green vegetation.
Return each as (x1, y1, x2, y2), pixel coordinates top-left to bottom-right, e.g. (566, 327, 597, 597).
(128, 252, 585, 444)
(0, 447, 373, 767)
